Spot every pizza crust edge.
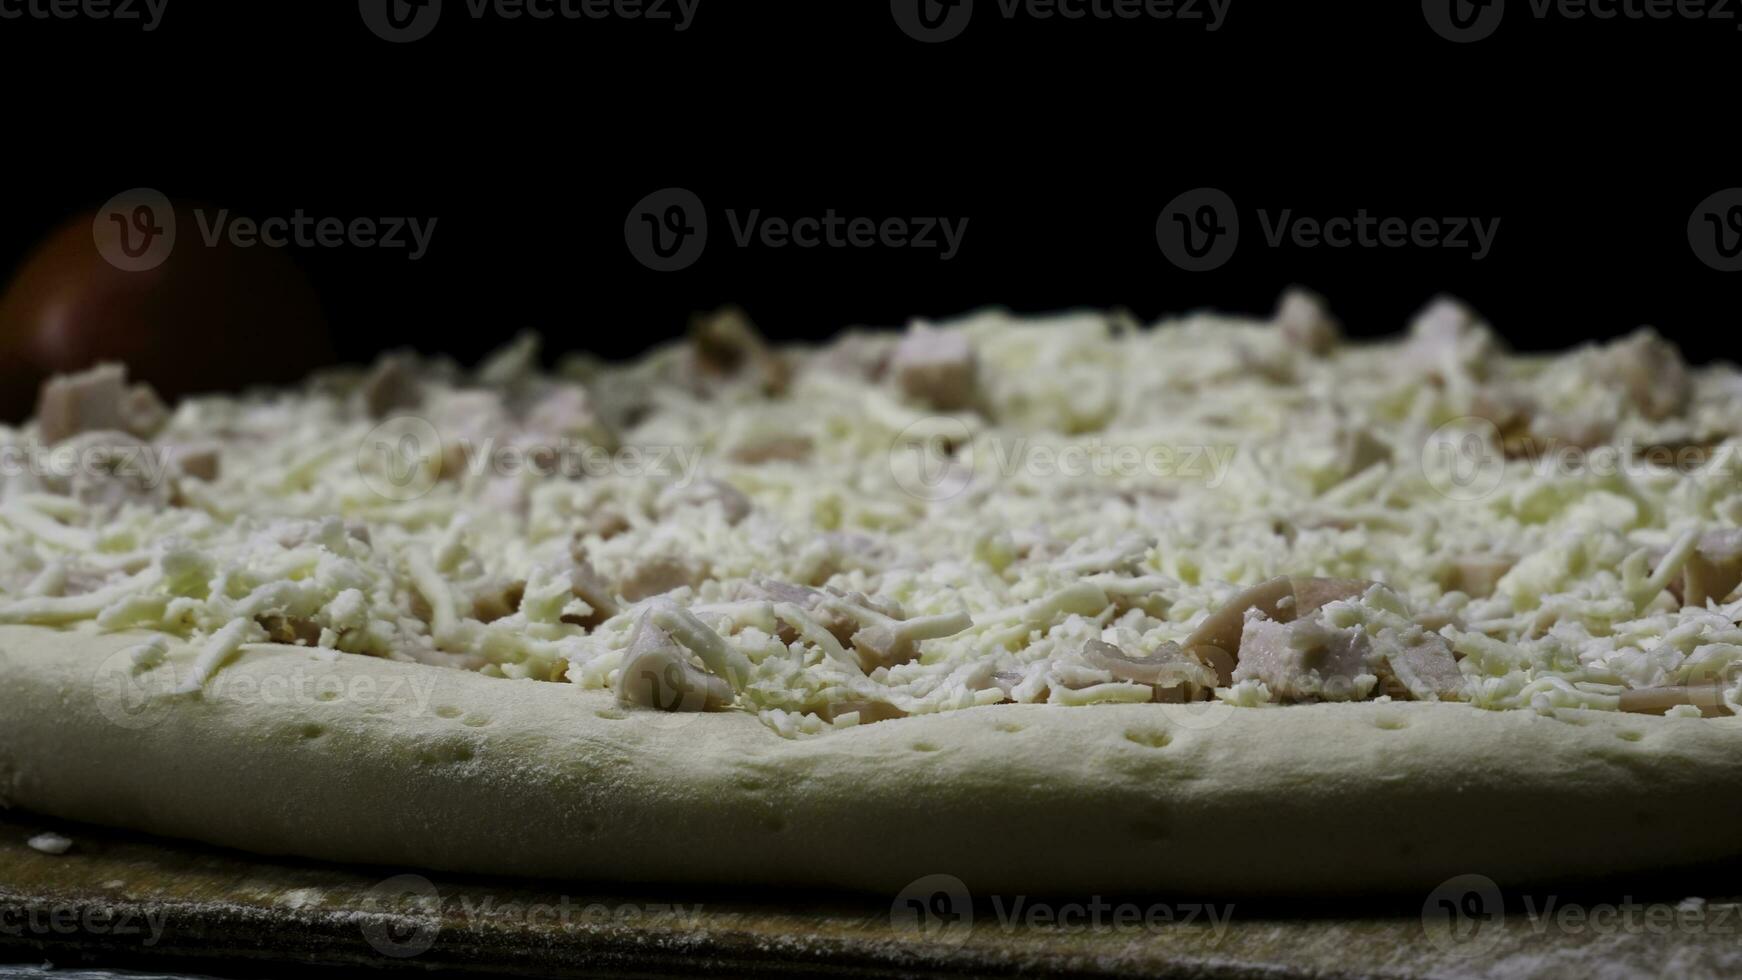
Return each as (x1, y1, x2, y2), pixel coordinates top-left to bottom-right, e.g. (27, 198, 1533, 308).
(4, 624, 1739, 896)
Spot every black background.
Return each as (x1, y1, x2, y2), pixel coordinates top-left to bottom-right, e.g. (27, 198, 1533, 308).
(0, 0, 1735, 377)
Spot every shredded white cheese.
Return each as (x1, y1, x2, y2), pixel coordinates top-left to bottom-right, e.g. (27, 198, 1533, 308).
(2, 306, 1739, 735)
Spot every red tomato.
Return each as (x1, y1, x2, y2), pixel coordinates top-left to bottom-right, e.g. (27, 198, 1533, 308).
(0, 203, 333, 423)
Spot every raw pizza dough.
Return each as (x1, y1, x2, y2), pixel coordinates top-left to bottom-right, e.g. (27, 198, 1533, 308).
(4, 623, 1742, 895)
(6, 295, 1742, 893)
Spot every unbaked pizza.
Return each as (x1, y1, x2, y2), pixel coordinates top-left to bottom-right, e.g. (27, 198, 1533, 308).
(3, 293, 1740, 895)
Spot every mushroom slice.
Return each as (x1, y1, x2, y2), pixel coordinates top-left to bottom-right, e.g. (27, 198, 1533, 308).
(815, 700, 908, 725)
(615, 554, 704, 602)
(689, 305, 790, 395)
(360, 352, 422, 418)
(1290, 576, 1372, 617)
(1080, 639, 1215, 692)
(170, 443, 222, 483)
(1183, 576, 1295, 684)
(615, 617, 733, 712)
(1617, 684, 1731, 718)
(849, 609, 973, 674)
(1683, 530, 1742, 609)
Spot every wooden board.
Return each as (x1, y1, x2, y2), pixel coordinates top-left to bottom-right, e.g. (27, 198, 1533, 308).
(5, 810, 1742, 978)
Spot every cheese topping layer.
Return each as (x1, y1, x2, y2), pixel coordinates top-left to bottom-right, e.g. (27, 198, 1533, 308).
(5, 296, 1742, 736)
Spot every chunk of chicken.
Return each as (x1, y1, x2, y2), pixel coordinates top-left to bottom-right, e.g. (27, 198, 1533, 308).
(35, 365, 168, 444)
(615, 618, 733, 712)
(1401, 297, 1495, 381)
(1233, 619, 1378, 702)
(1374, 628, 1465, 701)
(523, 385, 614, 448)
(892, 329, 977, 412)
(1273, 287, 1340, 356)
